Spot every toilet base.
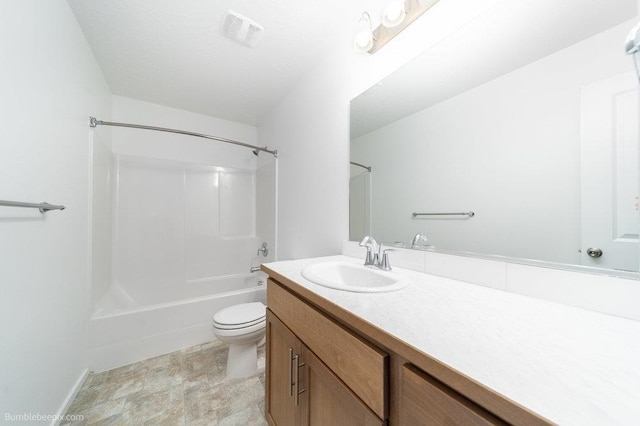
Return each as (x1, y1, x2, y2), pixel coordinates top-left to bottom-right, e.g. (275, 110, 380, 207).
(226, 342, 262, 378)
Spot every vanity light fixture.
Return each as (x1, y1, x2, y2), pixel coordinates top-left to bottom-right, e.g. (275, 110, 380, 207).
(625, 21, 640, 81)
(353, 12, 375, 53)
(354, 0, 440, 54)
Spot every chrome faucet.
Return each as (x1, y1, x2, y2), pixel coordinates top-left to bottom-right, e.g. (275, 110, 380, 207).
(411, 232, 429, 249)
(257, 242, 269, 257)
(359, 236, 394, 271)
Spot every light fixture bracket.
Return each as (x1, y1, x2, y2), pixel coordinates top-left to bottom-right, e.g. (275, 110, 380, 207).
(366, 0, 440, 54)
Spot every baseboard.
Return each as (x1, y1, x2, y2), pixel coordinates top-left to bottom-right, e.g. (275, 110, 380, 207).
(53, 368, 90, 426)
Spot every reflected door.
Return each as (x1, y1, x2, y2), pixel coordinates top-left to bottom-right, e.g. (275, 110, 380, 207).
(580, 72, 639, 271)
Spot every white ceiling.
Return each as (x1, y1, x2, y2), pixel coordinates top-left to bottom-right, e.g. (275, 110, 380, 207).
(67, 0, 370, 126)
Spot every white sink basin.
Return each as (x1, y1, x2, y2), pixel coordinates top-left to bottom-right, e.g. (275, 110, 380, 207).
(301, 261, 409, 293)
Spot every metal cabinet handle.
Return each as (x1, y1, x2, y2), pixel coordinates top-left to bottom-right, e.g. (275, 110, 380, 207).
(293, 355, 306, 406)
(288, 348, 294, 397)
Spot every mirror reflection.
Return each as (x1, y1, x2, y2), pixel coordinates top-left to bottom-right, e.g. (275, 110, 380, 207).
(350, 0, 639, 273)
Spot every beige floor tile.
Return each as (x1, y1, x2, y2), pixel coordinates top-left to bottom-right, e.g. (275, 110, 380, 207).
(218, 405, 267, 426)
(68, 383, 116, 414)
(141, 367, 182, 396)
(200, 340, 225, 351)
(207, 364, 227, 385)
(88, 413, 123, 425)
(184, 376, 228, 424)
(86, 398, 126, 424)
(121, 389, 171, 423)
(170, 383, 185, 403)
(208, 346, 229, 369)
(111, 371, 145, 400)
(64, 341, 266, 425)
(214, 376, 264, 420)
(136, 353, 173, 373)
(106, 364, 136, 382)
(181, 344, 203, 355)
(181, 352, 213, 383)
(87, 371, 109, 388)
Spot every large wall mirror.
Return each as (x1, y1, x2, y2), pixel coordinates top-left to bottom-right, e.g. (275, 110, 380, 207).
(350, 0, 640, 276)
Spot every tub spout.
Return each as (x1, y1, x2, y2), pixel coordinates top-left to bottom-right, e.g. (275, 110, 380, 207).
(250, 266, 261, 273)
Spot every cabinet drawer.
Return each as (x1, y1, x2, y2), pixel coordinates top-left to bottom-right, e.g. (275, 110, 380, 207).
(400, 364, 508, 425)
(268, 279, 388, 420)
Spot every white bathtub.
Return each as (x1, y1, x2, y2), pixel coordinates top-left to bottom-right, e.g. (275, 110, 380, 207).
(88, 274, 267, 372)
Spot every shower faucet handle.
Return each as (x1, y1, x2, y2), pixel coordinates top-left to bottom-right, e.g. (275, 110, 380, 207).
(257, 242, 269, 257)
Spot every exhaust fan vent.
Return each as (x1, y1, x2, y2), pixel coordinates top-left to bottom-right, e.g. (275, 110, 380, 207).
(221, 10, 264, 48)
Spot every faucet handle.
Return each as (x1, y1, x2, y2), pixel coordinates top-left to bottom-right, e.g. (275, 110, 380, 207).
(379, 248, 395, 271)
(362, 245, 376, 266)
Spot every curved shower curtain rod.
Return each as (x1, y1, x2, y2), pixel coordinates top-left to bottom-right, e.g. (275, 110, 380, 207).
(350, 161, 371, 172)
(89, 117, 278, 157)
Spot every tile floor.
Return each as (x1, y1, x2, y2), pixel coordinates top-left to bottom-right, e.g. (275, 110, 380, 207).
(63, 341, 266, 425)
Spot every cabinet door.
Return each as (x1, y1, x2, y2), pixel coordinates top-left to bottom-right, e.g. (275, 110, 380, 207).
(301, 346, 384, 426)
(268, 279, 387, 419)
(266, 310, 302, 426)
(399, 364, 507, 426)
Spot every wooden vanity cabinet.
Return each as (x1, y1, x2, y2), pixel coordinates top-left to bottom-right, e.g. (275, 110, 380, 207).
(266, 310, 384, 426)
(265, 275, 551, 426)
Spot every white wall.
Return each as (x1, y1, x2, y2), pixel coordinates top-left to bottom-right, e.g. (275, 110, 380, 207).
(0, 0, 111, 422)
(351, 21, 635, 265)
(110, 96, 258, 169)
(258, 0, 506, 260)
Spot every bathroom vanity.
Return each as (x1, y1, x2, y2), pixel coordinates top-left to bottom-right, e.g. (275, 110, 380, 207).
(262, 256, 640, 425)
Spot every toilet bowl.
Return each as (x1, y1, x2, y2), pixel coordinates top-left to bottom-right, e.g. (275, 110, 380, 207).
(212, 302, 266, 378)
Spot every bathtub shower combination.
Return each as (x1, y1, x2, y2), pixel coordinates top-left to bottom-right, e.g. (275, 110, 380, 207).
(89, 123, 277, 372)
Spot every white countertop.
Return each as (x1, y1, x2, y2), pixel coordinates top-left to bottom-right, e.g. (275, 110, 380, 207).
(264, 255, 640, 426)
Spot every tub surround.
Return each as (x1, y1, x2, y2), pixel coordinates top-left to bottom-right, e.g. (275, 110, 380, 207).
(89, 286, 266, 372)
(263, 255, 640, 425)
(88, 97, 277, 374)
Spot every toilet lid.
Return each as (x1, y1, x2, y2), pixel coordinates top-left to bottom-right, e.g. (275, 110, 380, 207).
(213, 302, 266, 326)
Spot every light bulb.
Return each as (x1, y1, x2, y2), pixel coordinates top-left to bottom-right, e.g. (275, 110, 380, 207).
(353, 12, 374, 53)
(354, 30, 373, 51)
(382, 0, 406, 28)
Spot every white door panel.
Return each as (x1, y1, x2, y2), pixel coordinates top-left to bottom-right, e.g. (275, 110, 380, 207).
(580, 72, 639, 271)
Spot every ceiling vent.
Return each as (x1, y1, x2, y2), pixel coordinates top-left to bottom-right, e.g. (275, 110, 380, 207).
(220, 10, 264, 48)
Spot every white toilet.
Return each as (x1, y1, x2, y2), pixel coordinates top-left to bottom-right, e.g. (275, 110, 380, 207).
(212, 302, 266, 378)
